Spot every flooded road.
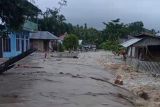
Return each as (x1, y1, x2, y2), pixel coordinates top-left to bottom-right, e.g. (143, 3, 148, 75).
(0, 51, 137, 107)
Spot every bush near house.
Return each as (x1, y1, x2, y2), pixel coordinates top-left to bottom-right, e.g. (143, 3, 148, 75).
(100, 40, 123, 53)
(63, 34, 79, 51)
(58, 43, 64, 52)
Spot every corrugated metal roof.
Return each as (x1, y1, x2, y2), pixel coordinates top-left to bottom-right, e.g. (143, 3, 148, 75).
(121, 38, 142, 48)
(23, 20, 38, 32)
(30, 31, 58, 40)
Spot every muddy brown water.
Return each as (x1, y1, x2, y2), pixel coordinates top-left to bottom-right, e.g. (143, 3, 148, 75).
(0, 52, 137, 107)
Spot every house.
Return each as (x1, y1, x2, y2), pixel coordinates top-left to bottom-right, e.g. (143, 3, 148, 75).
(0, 1, 40, 58)
(121, 33, 160, 74)
(0, 20, 38, 58)
(30, 31, 59, 52)
(58, 32, 68, 43)
(121, 33, 160, 61)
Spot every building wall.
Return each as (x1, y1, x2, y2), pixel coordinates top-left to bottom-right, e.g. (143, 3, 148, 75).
(30, 39, 53, 52)
(133, 37, 160, 47)
(127, 47, 136, 57)
(0, 38, 3, 58)
(3, 32, 29, 58)
(22, 32, 30, 52)
(30, 40, 44, 52)
(3, 33, 20, 58)
(127, 37, 160, 61)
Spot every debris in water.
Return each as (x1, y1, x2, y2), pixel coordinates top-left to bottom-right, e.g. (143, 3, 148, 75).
(59, 72, 84, 78)
(114, 75, 123, 85)
(71, 74, 83, 78)
(59, 72, 64, 74)
(73, 56, 78, 59)
(56, 59, 62, 61)
(15, 64, 43, 69)
(2, 94, 19, 98)
(138, 91, 149, 100)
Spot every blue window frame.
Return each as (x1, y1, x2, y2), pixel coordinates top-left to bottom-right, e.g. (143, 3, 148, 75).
(16, 34, 20, 51)
(3, 37, 11, 52)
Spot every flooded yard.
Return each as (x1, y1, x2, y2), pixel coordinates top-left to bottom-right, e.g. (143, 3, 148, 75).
(0, 51, 139, 107)
(99, 51, 160, 107)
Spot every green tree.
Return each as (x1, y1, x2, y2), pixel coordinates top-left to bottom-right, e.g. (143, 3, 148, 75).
(38, 0, 68, 36)
(58, 0, 67, 11)
(63, 34, 79, 51)
(101, 19, 129, 51)
(128, 21, 144, 35)
(71, 23, 102, 48)
(57, 43, 64, 52)
(0, 0, 40, 30)
(102, 18, 129, 42)
(100, 40, 123, 52)
(38, 8, 74, 36)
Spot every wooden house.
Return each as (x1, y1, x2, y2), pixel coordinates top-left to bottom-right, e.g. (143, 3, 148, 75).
(121, 34, 160, 61)
(30, 31, 59, 52)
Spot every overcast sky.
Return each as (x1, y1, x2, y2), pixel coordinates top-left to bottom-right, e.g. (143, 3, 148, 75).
(35, 0, 160, 30)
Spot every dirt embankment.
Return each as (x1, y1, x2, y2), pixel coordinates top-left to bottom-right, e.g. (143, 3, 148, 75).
(98, 52, 160, 107)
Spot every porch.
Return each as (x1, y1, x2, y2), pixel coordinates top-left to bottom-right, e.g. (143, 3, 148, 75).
(128, 45, 160, 61)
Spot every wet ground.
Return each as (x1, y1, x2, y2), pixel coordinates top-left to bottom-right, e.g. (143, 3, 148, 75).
(0, 51, 137, 107)
(100, 51, 160, 107)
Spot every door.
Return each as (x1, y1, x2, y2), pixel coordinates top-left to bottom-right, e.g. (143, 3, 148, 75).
(43, 40, 49, 51)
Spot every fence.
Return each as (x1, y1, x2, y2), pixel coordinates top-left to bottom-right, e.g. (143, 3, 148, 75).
(127, 58, 160, 75)
(105, 54, 160, 75)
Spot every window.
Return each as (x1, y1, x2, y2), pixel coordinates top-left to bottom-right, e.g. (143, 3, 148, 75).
(16, 34, 20, 51)
(3, 37, 11, 52)
(26, 35, 29, 39)
(26, 40, 29, 50)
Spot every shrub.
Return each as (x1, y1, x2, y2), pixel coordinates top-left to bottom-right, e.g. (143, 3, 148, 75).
(58, 43, 64, 52)
(63, 34, 79, 51)
(100, 40, 123, 53)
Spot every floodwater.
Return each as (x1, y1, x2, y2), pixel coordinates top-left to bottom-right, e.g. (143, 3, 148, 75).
(0, 51, 137, 107)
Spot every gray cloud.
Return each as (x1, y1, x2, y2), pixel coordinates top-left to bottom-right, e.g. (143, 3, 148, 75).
(36, 0, 160, 30)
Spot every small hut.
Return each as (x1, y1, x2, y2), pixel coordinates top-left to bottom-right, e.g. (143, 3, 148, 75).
(30, 31, 59, 52)
(121, 34, 160, 61)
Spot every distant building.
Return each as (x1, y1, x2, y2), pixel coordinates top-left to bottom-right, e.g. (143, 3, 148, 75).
(58, 32, 68, 43)
(30, 31, 59, 52)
